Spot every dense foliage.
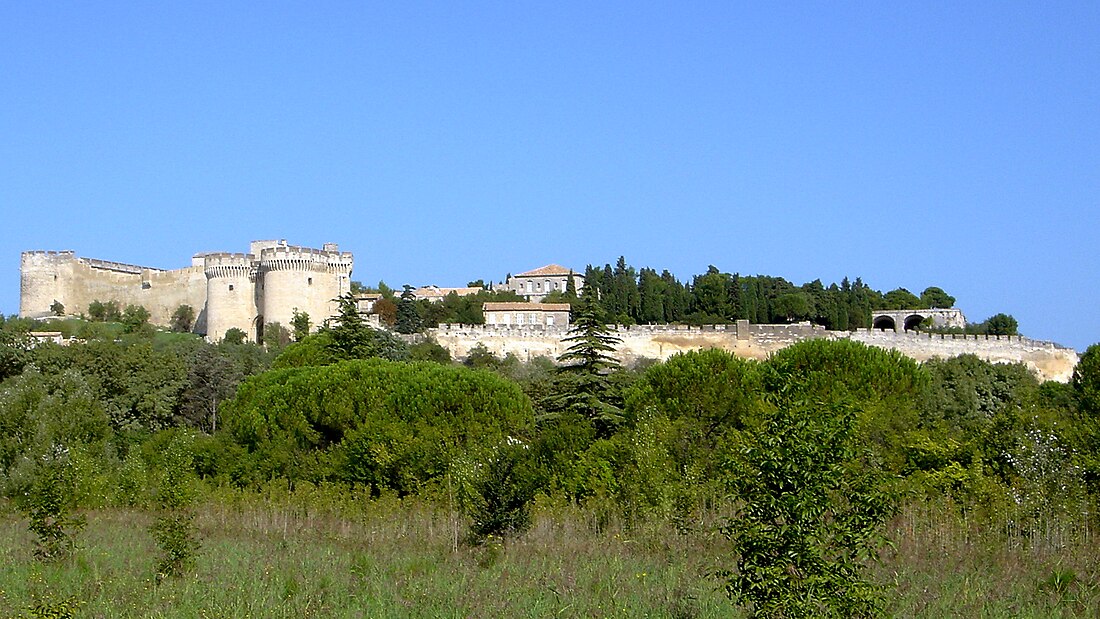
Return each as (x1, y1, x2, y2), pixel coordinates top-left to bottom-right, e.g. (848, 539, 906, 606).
(541, 257, 1017, 332)
(0, 313, 1096, 616)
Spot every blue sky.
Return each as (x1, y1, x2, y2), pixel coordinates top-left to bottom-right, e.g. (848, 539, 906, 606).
(2, 2, 1097, 350)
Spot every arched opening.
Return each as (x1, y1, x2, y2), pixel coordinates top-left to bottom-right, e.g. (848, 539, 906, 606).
(872, 316, 896, 331)
(903, 314, 925, 332)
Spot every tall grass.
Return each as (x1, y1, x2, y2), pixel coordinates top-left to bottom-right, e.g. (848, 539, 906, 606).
(1, 489, 1097, 618)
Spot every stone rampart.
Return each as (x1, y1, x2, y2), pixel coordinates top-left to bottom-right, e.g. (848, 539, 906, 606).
(21, 250, 206, 327)
(427, 321, 1079, 382)
(840, 329, 1078, 383)
(21, 241, 350, 340)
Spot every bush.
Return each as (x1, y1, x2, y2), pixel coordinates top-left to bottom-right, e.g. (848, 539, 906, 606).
(224, 359, 535, 494)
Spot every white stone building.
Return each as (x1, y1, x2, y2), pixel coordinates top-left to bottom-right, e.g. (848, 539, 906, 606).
(483, 302, 572, 328)
(503, 264, 584, 302)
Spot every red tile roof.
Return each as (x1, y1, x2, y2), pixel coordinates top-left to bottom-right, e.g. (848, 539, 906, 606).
(514, 264, 574, 277)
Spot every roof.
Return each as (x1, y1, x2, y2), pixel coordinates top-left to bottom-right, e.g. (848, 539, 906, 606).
(513, 264, 575, 277)
(483, 302, 572, 312)
(414, 286, 483, 298)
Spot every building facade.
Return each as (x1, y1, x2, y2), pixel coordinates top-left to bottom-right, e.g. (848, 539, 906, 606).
(483, 302, 572, 327)
(502, 264, 584, 302)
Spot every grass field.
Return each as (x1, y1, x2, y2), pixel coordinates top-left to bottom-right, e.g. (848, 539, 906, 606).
(1, 490, 1097, 618)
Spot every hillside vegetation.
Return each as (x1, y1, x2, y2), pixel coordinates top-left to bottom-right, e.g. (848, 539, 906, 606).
(1, 310, 1098, 617)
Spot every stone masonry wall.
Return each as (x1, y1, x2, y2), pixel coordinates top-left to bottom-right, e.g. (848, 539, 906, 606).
(21, 251, 207, 329)
(428, 321, 1080, 382)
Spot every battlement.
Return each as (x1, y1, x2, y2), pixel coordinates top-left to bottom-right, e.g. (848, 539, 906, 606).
(428, 320, 1078, 382)
(202, 253, 257, 279)
(258, 244, 354, 273)
(22, 250, 76, 258)
(21, 240, 354, 343)
(80, 257, 163, 275)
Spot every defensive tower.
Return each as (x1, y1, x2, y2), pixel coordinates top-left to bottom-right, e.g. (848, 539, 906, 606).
(20, 251, 76, 317)
(202, 253, 258, 342)
(257, 240, 353, 333)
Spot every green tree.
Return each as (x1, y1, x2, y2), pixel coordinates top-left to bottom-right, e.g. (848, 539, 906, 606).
(408, 338, 452, 364)
(718, 396, 896, 618)
(772, 292, 812, 323)
(87, 300, 106, 322)
(121, 304, 152, 335)
(692, 266, 733, 320)
(920, 286, 955, 309)
(50, 300, 65, 317)
(395, 285, 424, 334)
(263, 322, 292, 350)
(222, 328, 247, 345)
(1075, 344, 1100, 417)
(1072, 344, 1100, 493)
(323, 293, 409, 361)
(150, 433, 200, 579)
(564, 270, 578, 300)
(544, 292, 624, 436)
(178, 344, 239, 433)
(104, 301, 122, 322)
(224, 359, 534, 492)
(170, 305, 195, 333)
(626, 350, 763, 463)
(19, 445, 87, 561)
(881, 287, 921, 310)
(983, 313, 1018, 336)
(291, 309, 311, 341)
(457, 439, 539, 544)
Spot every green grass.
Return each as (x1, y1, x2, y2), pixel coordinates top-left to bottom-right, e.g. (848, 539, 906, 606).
(1, 493, 1097, 618)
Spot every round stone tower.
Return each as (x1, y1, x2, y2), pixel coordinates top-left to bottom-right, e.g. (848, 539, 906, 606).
(203, 253, 258, 342)
(257, 242, 353, 334)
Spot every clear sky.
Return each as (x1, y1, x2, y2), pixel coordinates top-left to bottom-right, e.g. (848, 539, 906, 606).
(2, 2, 1097, 351)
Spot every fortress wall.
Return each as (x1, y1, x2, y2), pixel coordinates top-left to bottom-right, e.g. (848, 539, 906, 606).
(139, 267, 208, 328)
(840, 329, 1080, 383)
(21, 251, 206, 327)
(20, 251, 75, 317)
(427, 322, 1079, 382)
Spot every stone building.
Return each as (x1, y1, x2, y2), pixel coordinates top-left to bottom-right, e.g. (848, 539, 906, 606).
(502, 264, 584, 302)
(21, 240, 352, 342)
(483, 302, 572, 327)
(412, 285, 483, 303)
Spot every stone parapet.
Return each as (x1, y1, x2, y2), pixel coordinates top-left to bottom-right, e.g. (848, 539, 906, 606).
(427, 321, 1079, 383)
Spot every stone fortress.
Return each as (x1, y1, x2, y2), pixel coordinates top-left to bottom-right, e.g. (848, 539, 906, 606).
(19, 245, 1081, 382)
(20, 240, 352, 342)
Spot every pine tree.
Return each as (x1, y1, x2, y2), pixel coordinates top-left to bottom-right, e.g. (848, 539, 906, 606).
(544, 290, 624, 436)
(395, 285, 423, 334)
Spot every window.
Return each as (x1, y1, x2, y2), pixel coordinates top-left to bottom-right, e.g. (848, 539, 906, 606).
(308, 277, 313, 286)
(229, 284, 234, 291)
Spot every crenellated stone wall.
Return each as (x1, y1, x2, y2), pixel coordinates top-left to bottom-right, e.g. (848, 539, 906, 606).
(21, 240, 351, 342)
(427, 320, 1080, 383)
(20, 250, 207, 329)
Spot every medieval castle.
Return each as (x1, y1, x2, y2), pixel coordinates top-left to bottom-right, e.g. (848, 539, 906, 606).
(18, 242, 1081, 382)
(20, 240, 352, 342)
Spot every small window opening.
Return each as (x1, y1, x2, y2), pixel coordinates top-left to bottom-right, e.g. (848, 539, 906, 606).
(308, 277, 313, 286)
(229, 284, 235, 291)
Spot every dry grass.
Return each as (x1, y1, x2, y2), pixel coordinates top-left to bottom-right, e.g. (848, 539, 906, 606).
(1, 491, 1098, 618)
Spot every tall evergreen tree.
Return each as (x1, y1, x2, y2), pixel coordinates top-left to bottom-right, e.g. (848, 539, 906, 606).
(395, 285, 423, 334)
(544, 290, 624, 436)
(564, 270, 578, 300)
